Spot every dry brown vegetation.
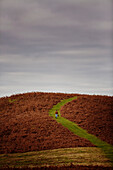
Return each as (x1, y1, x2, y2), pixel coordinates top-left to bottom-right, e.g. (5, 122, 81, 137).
(0, 92, 93, 154)
(1, 165, 113, 170)
(61, 95, 113, 145)
(0, 92, 113, 154)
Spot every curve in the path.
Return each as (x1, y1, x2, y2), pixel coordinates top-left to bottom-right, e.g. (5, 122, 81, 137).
(49, 96, 113, 165)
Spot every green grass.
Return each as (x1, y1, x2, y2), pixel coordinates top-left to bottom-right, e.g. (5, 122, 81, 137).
(8, 98, 16, 103)
(0, 147, 111, 168)
(49, 96, 113, 165)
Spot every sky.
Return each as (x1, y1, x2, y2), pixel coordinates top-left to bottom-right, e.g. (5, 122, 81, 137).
(0, 0, 113, 97)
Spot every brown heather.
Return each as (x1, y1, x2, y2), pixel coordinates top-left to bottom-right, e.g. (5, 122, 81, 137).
(61, 94, 113, 145)
(0, 92, 113, 154)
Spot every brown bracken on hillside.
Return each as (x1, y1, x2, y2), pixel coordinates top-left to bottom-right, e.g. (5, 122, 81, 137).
(0, 92, 112, 154)
(61, 95, 113, 145)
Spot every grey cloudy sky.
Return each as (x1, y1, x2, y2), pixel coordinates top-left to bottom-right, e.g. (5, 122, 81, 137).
(0, 0, 113, 97)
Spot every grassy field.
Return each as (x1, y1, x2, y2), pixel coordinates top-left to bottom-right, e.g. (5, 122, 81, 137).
(0, 147, 111, 168)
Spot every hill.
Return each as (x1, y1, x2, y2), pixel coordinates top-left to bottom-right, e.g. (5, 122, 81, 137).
(0, 92, 112, 154)
(61, 95, 113, 145)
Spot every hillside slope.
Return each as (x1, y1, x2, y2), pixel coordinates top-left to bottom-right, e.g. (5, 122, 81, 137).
(0, 92, 112, 154)
(61, 95, 113, 145)
(0, 92, 93, 154)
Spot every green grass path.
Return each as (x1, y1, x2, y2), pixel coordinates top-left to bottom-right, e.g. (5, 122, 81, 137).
(49, 96, 113, 165)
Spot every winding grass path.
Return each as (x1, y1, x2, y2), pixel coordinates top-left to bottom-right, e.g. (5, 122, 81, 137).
(49, 96, 113, 165)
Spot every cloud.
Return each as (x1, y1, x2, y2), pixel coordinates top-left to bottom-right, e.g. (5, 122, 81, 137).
(0, 0, 113, 97)
(0, 0, 112, 55)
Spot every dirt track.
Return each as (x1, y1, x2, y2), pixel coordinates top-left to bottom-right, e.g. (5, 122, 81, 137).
(0, 92, 112, 153)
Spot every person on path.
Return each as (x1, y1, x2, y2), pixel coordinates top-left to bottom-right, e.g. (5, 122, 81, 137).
(55, 110, 59, 118)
